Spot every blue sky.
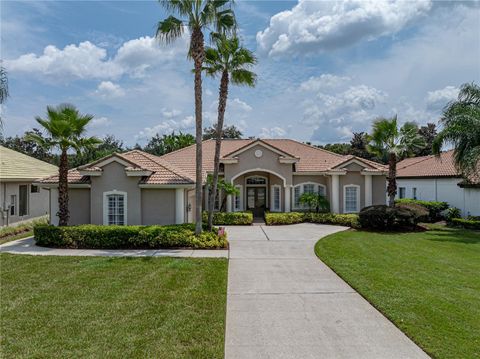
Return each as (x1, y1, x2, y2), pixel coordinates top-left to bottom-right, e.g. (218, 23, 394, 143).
(2, 0, 479, 146)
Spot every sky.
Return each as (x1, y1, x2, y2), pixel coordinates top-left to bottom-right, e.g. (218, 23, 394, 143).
(1, 0, 479, 146)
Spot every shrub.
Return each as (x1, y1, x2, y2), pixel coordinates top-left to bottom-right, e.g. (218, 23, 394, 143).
(264, 212, 304, 225)
(396, 202, 429, 223)
(359, 205, 420, 230)
(395, 199, 448, 222)
(202, 211, 253, 225)
(446, 207, 462, 222)
(34, 223, 227, 249)
(0, 216, 49, 239)
(449, 218, 480, 230)
(298, 193, 330, 213)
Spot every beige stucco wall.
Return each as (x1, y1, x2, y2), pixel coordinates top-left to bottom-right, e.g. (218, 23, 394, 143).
(90, 162, 142, 225)
(68, 188, 91, 225)
(339, 171, 365, 213)
(141, 189, 176, 225)
(342, 162, 365, 171)
(372, 176, 387, 205)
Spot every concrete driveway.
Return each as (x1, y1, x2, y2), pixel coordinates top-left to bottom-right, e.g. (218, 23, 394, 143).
(224, 223, 428, 359)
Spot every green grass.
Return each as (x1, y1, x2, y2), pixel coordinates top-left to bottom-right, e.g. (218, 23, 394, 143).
(0, 230, 33, 245)
(315, 226, 480, 359)
(0, 254, 228, 358)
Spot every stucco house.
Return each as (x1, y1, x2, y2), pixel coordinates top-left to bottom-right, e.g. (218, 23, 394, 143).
(396, 150, 480, 217)
(0, 146, 58, 226)
(37, 139, 388, 226)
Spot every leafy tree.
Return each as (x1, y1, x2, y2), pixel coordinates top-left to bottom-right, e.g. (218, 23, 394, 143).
(0, 65, 9, 131)
(299, 192, 330, 213)
(206, 175, 239, 212)
(350, 132, 373, 160)
(368, 116, 425, 207)
(26, 104, 101, 226)
(203, 124, 243, 140)
(414, 123, 437, 156)
(0, 128, 55, 164)
(317, 143, 351, 155)
(143, 131, 195, 156)
(156, 0, 236, 235)
(202, 33, 256, 229)
(68, 134, 125, 168)
(433, 82, 480, 178)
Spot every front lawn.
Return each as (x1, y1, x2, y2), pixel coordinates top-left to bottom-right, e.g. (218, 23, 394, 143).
(0, 254, 228, 358)
(315, 226, 480, 359)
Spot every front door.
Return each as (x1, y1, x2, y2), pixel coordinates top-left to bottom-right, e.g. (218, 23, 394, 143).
(247, 187, 266, 218)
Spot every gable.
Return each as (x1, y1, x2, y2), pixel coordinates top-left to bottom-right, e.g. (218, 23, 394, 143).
(223, 139, 297, 160)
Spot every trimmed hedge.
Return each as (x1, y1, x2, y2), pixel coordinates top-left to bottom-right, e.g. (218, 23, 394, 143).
(449, 218, 480, 230)
(264, 212, 359, 228)
(202, 211, 253, 225)
(359, 205, 421, 230)
(395, 199, 448, 222)
(34, 223, 227, 249)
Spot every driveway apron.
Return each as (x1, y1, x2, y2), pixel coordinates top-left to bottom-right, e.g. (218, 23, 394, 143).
(224, 223, 429, 359)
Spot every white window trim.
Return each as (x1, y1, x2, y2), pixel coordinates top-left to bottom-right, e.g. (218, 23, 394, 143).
(234, 185, 243, 212)
(343, 184, 360, 213)
(103, 190, 128, 225)
(270, 184, 282, 212)
(292, 182, 327, 210)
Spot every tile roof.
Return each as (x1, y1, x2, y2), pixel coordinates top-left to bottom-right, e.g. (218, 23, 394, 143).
(0, 146, 58, 181)
(39, 169, 90, 185)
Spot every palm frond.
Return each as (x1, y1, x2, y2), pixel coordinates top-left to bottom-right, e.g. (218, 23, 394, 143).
(231, 69, 256, 87)
(156, 16, 185, 44)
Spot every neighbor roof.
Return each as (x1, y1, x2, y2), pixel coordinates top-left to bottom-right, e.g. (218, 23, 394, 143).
(0, 146, 58, 181)
(397, 150, 459, 178)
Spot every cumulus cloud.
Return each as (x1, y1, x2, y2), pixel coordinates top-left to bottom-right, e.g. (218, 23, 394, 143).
(425, 86, 459, 111)
(5, 35, 188, 81)
(88, 116, 112, 129)
(300, 74, 351, 91)
(257, 0, 432, 56)
(259, 126, 288, 138)
(136, 116, 195, 140)
(94, 81, 125, 98)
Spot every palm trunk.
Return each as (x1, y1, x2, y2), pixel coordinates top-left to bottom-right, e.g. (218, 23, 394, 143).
(191, 28, 205, 235)
(387, 153, 397, 207)
(58, 148, 69, 226)
(208, 70, 229, 230)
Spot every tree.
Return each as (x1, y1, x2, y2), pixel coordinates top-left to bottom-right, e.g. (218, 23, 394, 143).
(299, 192, 330, 213)
(203, 33, 256, 229)
(350, 132, 373, 160)
(317, 143, 351, 155)
(69, 134, 125, 168)
(206, 175, 239, 212)
(367, 116, 425, 207)
(415, 123, 437, 156)
(156, 0, 235, 235)
(203, 124, 243, 140)
(26, 104, 101, 226)
(143, 131, 195, 156)
(0, 128, 55, 164)
(0, 66, 9, 131)
(433, 82, 480, 178)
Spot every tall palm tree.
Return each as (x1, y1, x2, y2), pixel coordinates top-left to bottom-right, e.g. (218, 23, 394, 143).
(27, 104, 101, 226)
(203, 33, 256, 230)
(433, 82, 480, 179)
(368, 116, 425, 207)
(156, 0, 235, 235)
(0, 66, 9, 130)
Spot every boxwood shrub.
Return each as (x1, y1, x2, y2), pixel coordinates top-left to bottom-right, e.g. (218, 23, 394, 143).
(202, 211, 253, 225)
(449, 218, 480, 230)
(395, 199, 448, 222)
(34, 223, 227, 249)
(264, 212, 359, 228)
(359, 205, 421, 230)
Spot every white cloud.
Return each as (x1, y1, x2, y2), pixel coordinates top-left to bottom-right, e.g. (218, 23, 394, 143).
(257, 0, 432, 56)
(300, 74, 351, 92)
(88, 116, 112, 129)
(136, 116, 195, 140)
(94, 81, 125, 98)
(259, 126, 287, 138)
(5, 35, 189, 81)
(425, 86, 459, 111)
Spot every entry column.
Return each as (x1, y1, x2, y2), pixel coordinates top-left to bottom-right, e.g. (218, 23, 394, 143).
(175, 188, 185, 224)
(284, 185, 291, 212)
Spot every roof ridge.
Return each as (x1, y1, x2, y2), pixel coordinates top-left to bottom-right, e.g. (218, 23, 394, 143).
(281, 139, 346, 158)
(157, 139, 215, 159)
(136, 150, 194, 182)
(397, 155, 433, 170)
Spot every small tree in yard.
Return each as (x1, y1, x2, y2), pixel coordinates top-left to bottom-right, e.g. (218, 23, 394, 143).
(206, 175, 239, 212)
(299, 192, 330, 213)
(367, 116, 425, 207)
(27, 104, 101, 226)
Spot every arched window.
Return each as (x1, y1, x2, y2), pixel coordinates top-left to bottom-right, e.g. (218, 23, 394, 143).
(292, 183, 326, 209)
(103, 191, 127, 225)
(343, 184, 360, 213)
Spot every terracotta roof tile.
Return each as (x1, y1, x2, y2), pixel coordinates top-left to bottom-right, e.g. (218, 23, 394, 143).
(397, 151, 459, 178)
(39, 169, 90, 185)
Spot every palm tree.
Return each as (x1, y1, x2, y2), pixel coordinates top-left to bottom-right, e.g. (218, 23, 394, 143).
(27, 104, 101, 226)
(433, 82, 480, 179)
(368, 116, 425, 207)
(156, 0, 236, 235)
(0, 66, 9, 130)
(203, 33, 256, 229)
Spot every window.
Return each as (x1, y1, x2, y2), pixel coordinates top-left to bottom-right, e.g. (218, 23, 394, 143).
(270, 185, 281, 212)
(246, 176, 267, 185)
(10, 195, 16, 216)
(19, 185, 28, 216)
(344, 185, 360, 213)
(234, 185, 243, 211)
(399, 187, 406, 199)
(103, 191, 127, 225)
(292, 183, 326, 209)
(31, 185, 40, 193)
(412, 187, 417, 200)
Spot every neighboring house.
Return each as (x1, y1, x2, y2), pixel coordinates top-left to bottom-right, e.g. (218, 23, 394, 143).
(0, 146, 58, 226)
(396, 150, 480, 217)
(37, 139, 387, 226)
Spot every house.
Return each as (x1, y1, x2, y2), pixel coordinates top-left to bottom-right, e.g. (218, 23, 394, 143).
(0, 146, 58, 226)
(396, 150, 480, 217)
(37, 139, 387, 226)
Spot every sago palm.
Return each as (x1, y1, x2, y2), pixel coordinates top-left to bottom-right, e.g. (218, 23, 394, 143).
(433, 82, 480, 179)
(203, 33, 256, 230)
(368, 116, 425, 207)
(27, 104, 101, 226)
(156, 0, 236, 234)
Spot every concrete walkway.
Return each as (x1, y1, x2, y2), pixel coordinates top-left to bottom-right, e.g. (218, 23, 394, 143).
(224, 223, 429, 359)
(0, 237, 228, 258)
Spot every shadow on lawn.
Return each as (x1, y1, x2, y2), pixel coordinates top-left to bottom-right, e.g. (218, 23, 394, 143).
(424, 228, 480, 245)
